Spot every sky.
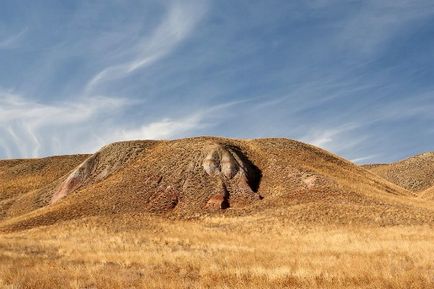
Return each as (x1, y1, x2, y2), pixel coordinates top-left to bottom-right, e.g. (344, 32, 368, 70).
(1, 0, 434, 163)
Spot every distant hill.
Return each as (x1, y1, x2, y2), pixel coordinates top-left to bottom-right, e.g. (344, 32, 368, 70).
(363, 152, 434, 192)
(1, 137, 433, 231)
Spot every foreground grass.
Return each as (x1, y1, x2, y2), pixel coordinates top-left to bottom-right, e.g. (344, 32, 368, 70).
(0, 214, 433, 289)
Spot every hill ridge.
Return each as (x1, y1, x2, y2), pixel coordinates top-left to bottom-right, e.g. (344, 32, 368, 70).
(363, 150, 434, 192)
(0, 137, 432, 231)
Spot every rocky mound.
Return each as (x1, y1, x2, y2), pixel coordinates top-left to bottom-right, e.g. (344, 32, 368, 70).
(202, 144, 262, 209)
(1, 137, 433, 231)
(363, 152, 434, 192)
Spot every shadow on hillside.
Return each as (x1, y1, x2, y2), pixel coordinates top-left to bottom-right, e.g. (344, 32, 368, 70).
(227, 145, 262, 193)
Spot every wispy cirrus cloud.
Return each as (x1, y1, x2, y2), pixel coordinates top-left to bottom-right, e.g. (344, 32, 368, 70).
(85, 0, 208, 93)
(0, 90, 127, 125)
(336, 0, 434, 55)
(0, 89, 130, 158)
(0, 27, 27, 49)
(1, 0, 433, 164)
(351, 155, 380, 164)
(101, 99, 248, 145)
(300, 122, 369, 154)
(0, 0, 212, 159)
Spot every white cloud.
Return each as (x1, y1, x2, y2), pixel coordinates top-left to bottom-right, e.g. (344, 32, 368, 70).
(0, 88, 242, 158)
(85, 0, 208, 92)
(301, 123, 358, 147)
(0, 90, 129, 158)
(0, 0, 212, 159)
(351, 155, 379, 164)
(0, 91, 127, 125)
(99, 100, 245, 144)
(117, 115, 204, 141)
(300, 123, 368, 154)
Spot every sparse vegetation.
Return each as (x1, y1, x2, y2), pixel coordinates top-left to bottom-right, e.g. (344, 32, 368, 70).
(0, 137, 433, 288)
(0, 214, 433, 289)
(420, 186, 434, 201)
(363, 152, 434, 192)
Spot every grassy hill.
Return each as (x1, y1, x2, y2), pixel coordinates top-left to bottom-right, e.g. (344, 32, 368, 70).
(363, 152, 434, 192)
(0, 137, 433, 289)
(1, 137, 432, 231)
(0, 155, 88, 220)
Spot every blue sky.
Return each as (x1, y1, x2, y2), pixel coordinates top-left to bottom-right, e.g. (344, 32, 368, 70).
(1, 0, 434, 163)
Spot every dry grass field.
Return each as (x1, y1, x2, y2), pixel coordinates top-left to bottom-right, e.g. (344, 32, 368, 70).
(0, 137, 433, 288)
(1, 214, 433, 289)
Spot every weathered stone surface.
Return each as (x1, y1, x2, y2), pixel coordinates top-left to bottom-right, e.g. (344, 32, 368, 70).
(50, 154, 99, 204)
(202, 144, 262, 209)
(203, 149, 221, 176)
(206, 194, 229, 210)
(221, 150, 239, 179)
(202, 145, 242, 179)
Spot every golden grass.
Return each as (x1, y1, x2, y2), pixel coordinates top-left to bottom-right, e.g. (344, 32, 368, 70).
(420, 186, 434, 201)
(0, 155, 87, 220)
(0, 156, 88, 199)
(363, 152, 434, 192)
(0, 214, 433, 289)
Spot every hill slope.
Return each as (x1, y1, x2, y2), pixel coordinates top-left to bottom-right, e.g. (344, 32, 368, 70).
(1, 137, 433, 231)
(0, 155, 88, 220)
(1, 138, 433, 289)
(363, 152, 434, 192)
(420, 186, 434, 201)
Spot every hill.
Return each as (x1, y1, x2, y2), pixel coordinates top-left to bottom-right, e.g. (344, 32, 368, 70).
(363, 152, 434, 192)
(1, 137, 433, 289)
(0, 155, 88, 220)
(1, 137, 432, 231)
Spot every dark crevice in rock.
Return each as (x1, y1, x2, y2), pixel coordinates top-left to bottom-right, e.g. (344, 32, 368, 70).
(221, 185, 230, 209)
(225, 145, 262, 193)
(203, 144, 263, 209)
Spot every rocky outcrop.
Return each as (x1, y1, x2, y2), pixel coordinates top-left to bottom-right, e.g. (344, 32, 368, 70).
(203, 144, 256, 182)
(203, 146, 241, 178)
(205, 179, 230, 210)
(202, 144, 261, 209)
(50, 154, 99, 204)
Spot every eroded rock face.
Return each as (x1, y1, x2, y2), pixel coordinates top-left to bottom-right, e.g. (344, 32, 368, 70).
(50, 154, 99, 204)
(203, 145, 244, 179)
(205, 180, 230, 210)
(202, 144, 261, 209)
(206, 194, 229, 210)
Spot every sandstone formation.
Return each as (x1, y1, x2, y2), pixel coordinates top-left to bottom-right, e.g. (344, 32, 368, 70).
(202, 144, 261, 209)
